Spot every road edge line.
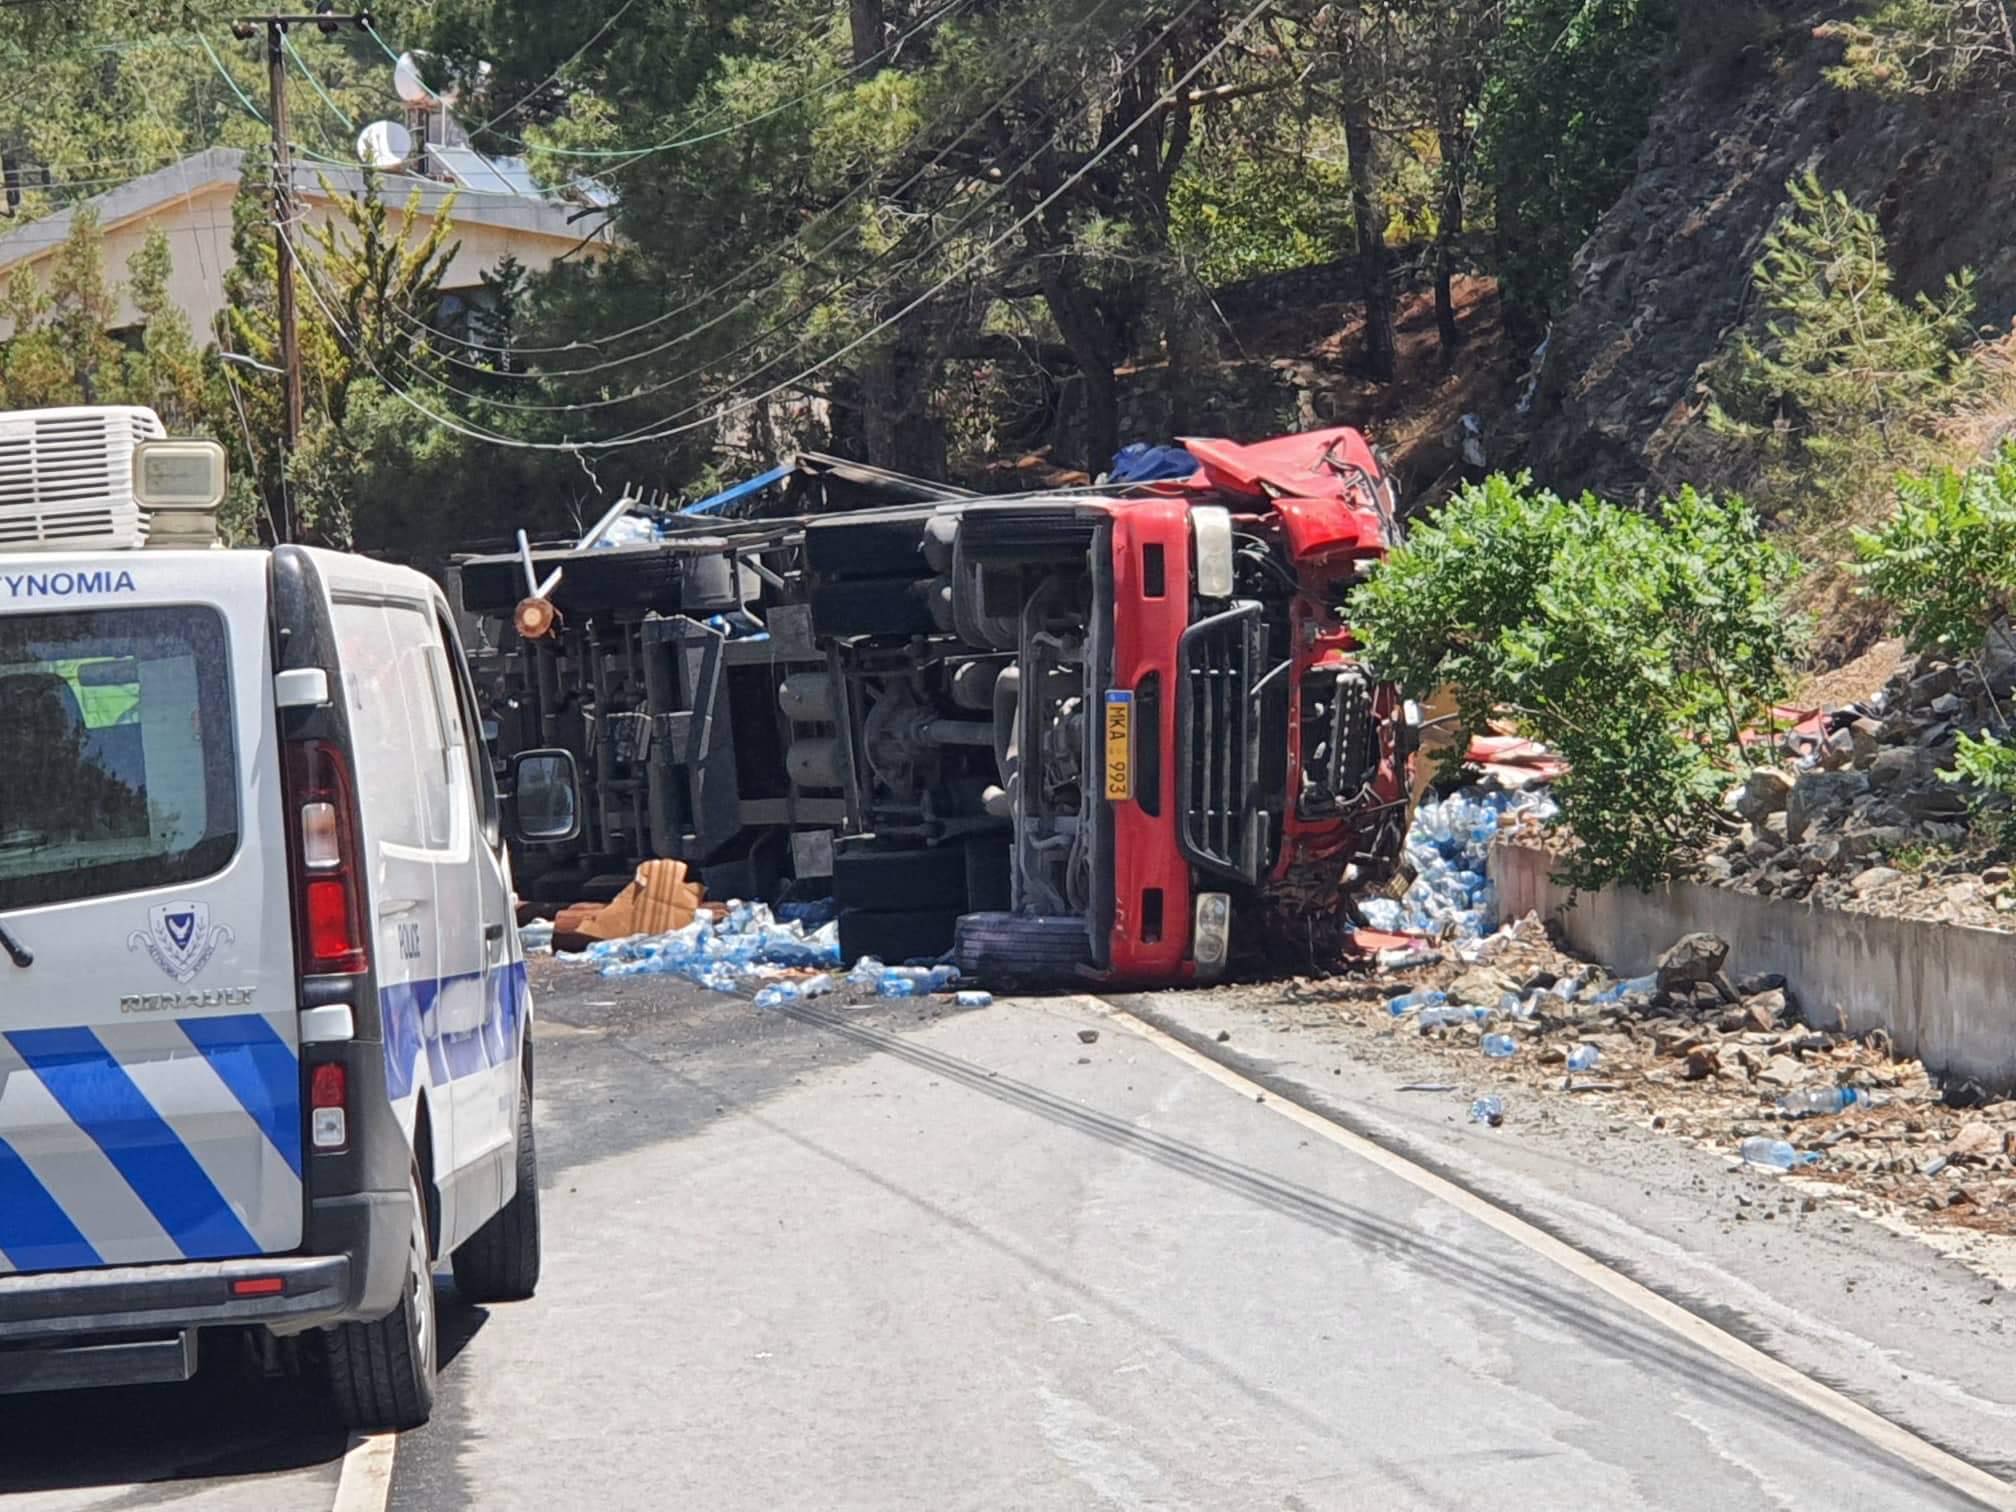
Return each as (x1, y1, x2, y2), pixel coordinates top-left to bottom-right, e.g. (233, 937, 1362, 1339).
(332, 1431, 398, 1512)
(1096, 998, 2016, 1512)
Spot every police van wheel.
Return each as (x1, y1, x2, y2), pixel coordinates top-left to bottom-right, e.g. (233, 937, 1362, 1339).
(451, 1072, 542, 1303)
(325, 1170, 437, 1432)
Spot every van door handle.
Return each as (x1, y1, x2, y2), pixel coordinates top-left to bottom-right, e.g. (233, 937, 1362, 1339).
(484, 923, 506, 941)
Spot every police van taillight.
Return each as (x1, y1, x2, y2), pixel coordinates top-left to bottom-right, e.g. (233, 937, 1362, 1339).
(284, 740, 369, 975)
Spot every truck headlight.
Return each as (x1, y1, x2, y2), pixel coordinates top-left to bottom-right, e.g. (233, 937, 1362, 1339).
(1193, 891, 1232, 976)
(1192, 507, 1234, 599)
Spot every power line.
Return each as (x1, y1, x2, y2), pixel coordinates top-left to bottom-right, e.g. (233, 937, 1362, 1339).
(284, 32, 357, 133)
(514, 0, 978, 173)
(278, 0, 1267, 454)
(374, 0, 1130, 372)
(325, 0, 1153, 417)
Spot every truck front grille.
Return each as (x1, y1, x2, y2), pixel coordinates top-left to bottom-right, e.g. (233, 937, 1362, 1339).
(1176, 602, 1267, 884)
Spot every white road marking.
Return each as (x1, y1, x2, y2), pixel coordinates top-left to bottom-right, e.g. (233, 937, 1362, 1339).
(331, 1432, 398, 1512)
(1099, 1002, 2016, 1512)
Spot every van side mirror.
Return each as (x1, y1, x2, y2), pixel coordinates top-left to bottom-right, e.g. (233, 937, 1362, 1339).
(509, 749, 580, 843)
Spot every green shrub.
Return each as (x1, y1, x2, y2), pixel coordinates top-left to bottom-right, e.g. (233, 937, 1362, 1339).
(1710, 173, 1981, 505)
(1940, 731, 2016, 855)
(1850, 443, 2016, 656)
(1351, 474, 1804, 891)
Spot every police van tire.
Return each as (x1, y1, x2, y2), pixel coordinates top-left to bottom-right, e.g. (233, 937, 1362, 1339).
(325, 1170, 436, 1432)
(451, 1071, 542, 1304)
(953, 912, 1094, 984)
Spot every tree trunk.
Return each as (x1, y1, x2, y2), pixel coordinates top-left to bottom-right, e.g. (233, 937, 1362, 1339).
(850, 0, 883, 68)
(1434, 124, 1467, 357)
(1341, 87, 1396, 382)
(1034, 250, 1121, 473)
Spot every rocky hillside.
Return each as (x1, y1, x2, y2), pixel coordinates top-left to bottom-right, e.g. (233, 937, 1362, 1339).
(1522, 5, 2016, 510)
(1709, 642, 2016, 924)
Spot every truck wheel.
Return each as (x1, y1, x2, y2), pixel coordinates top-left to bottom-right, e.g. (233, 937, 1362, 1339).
(810, 578, 939, 639)
(803, 514, 934, 576)
(953, 912, 1095, 984)
(838, 907, 961, 964)
(833, 847, 969, 912)
(962, 836, 1014, 914)
(450, 1070, 542, 1304)
(549, 550, 690, 615)
(324, 1170, 436, 1432)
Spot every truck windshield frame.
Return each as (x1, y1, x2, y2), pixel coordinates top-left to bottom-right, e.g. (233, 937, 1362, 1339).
(0, 603, 239, 912)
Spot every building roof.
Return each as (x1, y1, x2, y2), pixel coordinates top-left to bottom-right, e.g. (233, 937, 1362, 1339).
(0, 146, 602, 274)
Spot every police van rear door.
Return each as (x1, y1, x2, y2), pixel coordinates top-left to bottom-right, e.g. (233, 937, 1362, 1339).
(0, 553, 303, 1273)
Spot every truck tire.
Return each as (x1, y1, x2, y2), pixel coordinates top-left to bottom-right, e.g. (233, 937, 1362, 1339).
(804, 513, 934, 576)
(324, 1170, 436, 1432)
(962, 836, 1014, 914)
(547, 549, 689, 615)
(451, 1069, 542, 1304)
(811, 578, 938, 639)
(833, 847, 969, 912)
(838, 907, 961, 964)
(953, 912, 1095, 984)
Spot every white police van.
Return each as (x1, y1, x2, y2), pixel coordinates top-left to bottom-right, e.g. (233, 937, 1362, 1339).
(0, 406, 539, 1430)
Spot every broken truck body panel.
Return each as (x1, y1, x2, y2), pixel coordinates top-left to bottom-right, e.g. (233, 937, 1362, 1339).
(457, 429, 1414, 984)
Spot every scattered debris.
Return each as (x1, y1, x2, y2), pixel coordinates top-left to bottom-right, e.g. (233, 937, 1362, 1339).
(1470, 1095, 1505, 1126)
(1078, 1029, 1100, 1045)
(1243, 909, 2014, 1239)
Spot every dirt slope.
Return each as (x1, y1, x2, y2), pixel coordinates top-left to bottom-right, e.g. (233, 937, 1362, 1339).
(1524, 6, 2016, 507)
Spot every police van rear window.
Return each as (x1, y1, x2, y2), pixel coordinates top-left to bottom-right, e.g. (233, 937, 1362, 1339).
(0, 605, 238, 910)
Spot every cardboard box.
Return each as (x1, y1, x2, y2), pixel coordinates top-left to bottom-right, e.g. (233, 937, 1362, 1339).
(577, 860, 705, 941)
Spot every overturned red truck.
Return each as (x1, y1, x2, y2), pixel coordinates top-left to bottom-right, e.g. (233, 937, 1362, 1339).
(454, 426, 1418, 984)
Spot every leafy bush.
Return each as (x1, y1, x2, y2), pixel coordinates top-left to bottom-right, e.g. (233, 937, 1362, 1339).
(1168, 143, 1354, 288)
(1711, 173, 1982, 502)
(1940, 731, 2016, 855)
(1477, 0, 1678, 334)
(1351, 474, 1804, 890)
(1851, 443, 2016, 656)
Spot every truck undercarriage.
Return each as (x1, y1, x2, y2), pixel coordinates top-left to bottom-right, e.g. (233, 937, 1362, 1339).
(455, 429, 1416, 984)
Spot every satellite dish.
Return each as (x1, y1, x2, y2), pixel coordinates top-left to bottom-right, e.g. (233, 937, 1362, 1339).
(394, 51, 436, 105)
(356, 119, 415, 170)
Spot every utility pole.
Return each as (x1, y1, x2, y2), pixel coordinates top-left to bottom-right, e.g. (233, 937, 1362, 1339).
(232, 9, 372, 542)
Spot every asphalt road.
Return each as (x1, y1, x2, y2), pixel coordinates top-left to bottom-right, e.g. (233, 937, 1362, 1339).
(1, 971, 2007, 1511)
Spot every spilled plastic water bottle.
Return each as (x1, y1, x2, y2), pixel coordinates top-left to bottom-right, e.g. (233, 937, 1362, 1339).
(1565, 1044, 1601, 1072)
(1480, 1034, 1518, 1059)
(800, 973, 835, 998)
(1775, 1086, 1873, 1118)
(1740, 1137, 1820, 1170)
(877, 975, 920, 998)
(1387, 988, 1448, 1017)
(847, 956, 886, 988)
(1595, 971, 1658, 1004)
(1470, 1095, 1504, 1126)
(753, 982, 801, 1008)
(955, 990, 993, 1008)
(1417, 1004, 1485, 1030)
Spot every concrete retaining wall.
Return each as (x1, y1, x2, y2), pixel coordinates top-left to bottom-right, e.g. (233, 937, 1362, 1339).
(1489, 844, 2016, 1091)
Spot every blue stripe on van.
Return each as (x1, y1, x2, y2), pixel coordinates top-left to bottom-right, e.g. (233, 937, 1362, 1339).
(0, 1134, 102, 1272)
(178, 1015, 304, 1179)
(381, 961, 527, 1102)
(4, 1028, 261, 1261)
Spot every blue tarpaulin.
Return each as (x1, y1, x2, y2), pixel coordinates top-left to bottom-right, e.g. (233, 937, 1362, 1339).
(682, 463, 794, 515)
(1108, 443, 1198, 484)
